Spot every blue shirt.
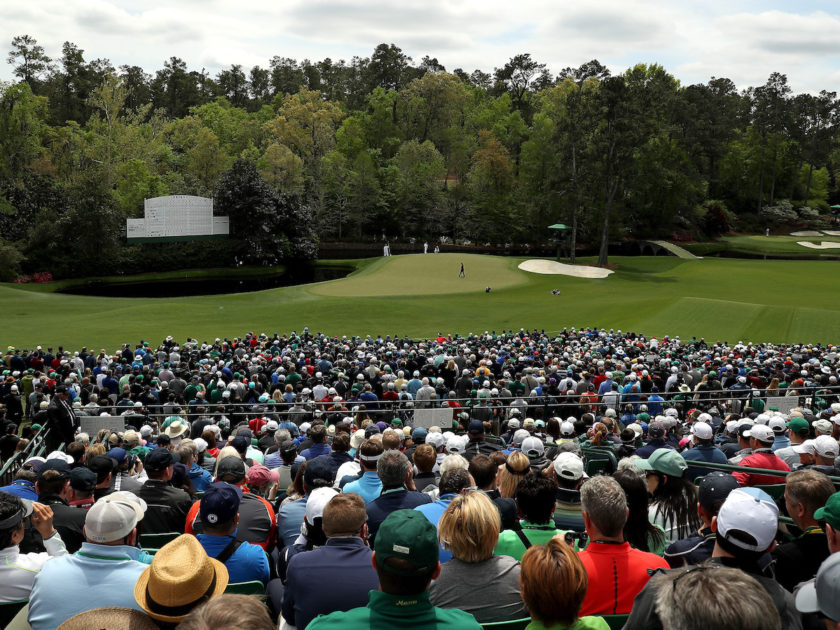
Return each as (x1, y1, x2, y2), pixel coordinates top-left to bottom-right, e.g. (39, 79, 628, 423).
(415, 495, 456, 563)
(636, 441, 675, 459)
(301, 443, 331, 460)
(28, 543, 147, 630)
(188, 463, 214, 492)
(282, 537, 379, 629)
(343, 472, 382, 504)
(681, 444, 728, 481)
(278, 496, 309, 548)
(773, 435, 791, 452)
(366, 489, 433, 545)
(196, 531, 270, 584)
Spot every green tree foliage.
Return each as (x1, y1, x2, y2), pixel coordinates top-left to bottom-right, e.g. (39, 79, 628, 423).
(6, 36, 840, 279)
(215, 157, 316, 264)
(7, 35, 51, 84)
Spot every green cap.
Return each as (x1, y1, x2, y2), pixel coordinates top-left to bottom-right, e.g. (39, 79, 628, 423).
(374, 510, 439, 575)
(391, 418, 402, 426)
(787, 417, 810, 433)
(637, 448, 687, 478)
(815, 492, 840, 529)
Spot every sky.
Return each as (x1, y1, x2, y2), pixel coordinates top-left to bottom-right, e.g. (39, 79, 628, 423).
(3, 0, 840, 94)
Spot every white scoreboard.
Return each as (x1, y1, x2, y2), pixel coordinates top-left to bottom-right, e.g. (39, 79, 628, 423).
(126, 196, 229, 242)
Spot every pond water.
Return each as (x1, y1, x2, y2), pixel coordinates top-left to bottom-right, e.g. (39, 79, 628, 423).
(58, 266, 353, 298)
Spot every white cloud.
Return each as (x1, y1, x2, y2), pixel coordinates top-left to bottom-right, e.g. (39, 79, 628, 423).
(1, 1, 839, 94)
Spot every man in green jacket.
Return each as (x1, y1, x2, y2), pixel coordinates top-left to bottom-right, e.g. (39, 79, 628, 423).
(307, 509, 481, 629)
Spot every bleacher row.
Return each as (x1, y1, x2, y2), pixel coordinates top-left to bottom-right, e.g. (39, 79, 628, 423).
(1, 423, 822, 630)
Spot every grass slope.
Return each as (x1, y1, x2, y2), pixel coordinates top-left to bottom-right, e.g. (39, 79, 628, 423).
(2, 254, 839, 348)
(683, 234, 840, 258)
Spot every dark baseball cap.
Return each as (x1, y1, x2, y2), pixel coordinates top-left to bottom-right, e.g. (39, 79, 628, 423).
(279, 440, 298, 455)
(648, 422, 666, 438)
(374, 510, 439, 575)
(230, 436, 250, 453)
(698, 472, 740, 513)
(303, 455, 334, 487)
(39, 459, 71, 479)
(87, 455, 116, 483)
(468, 420, 485, 435)
(107, 448, 128, 465)
(69, 467, 97, 491)
(144, 448, 174, 472)
(216, 456, 246, 483)
(199, 482, 242, 526)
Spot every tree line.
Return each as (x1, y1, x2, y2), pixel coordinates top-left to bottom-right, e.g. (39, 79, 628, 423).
(2, 35, 839, 279)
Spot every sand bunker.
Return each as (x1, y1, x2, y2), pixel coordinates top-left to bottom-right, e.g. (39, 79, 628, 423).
(518, 259, 614, 278)
(791, 231, 824, 237)
(823, 231, 840, 236)
(797, 241, 840, 249)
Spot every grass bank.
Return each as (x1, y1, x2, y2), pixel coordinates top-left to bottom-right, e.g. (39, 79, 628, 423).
(2, 254, 839, 348)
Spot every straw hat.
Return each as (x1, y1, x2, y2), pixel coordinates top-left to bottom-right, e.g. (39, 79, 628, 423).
(134, 534, 228, 623)
(58, 607, 159, 630)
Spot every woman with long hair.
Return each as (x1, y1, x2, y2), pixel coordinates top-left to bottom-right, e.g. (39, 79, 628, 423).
(584, 423, 613, 449)
(498, 451, 530, 499)
(613, 469, 666, 554)
(638, 450, 700, 544)
(766, 377, 780, 397)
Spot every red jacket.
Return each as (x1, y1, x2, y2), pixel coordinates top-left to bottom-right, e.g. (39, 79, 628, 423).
(578, 541, 669, 616)
(733, 449, 789, 486)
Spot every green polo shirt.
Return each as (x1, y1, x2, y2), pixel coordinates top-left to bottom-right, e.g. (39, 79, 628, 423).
(494, 521, 573, 562)
(307, 590, 481, 629)
(525, 617, 610, 630)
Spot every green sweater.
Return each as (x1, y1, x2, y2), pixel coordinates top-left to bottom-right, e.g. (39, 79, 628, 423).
(494, 521, 573, 562)
(307, 590, 481, 630)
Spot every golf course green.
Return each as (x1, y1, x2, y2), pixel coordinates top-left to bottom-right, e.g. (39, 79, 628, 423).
(2, 253, 839, 348)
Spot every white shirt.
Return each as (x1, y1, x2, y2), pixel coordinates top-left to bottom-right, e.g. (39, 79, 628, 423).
(0, 532, 67, 603)
(334, 461, 361, 488)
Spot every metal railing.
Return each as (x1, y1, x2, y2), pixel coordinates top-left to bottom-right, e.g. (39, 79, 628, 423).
(72, 383, 836, 429)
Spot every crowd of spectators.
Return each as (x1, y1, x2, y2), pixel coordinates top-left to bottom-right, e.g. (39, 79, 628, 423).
(0, 329, 840, 629)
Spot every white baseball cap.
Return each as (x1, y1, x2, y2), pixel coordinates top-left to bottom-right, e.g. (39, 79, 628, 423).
(46, 451, 74, 464)
(691, 422, 713, 440)
(521, 437, 545, 458)
(744, 424, 774, 443)
(85, 491, 147, 543)
(553, 453, 584, 481)
(814, 420, 834, 436)
(768, 417, 787, 434)
(426, 432, 445, 449)
(445, 435, 466, 454)
(511, 429, 531, 447)
(304, 487, 339, 527)
(560, 421, 576, 436)
(716, 487, 778, 552)
(814, 435, 839, 459)
(792, 440, 817, 456)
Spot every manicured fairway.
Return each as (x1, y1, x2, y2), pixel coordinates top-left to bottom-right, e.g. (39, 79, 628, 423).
(2, 254, 839, 348)
(684, 234, 840, 258)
